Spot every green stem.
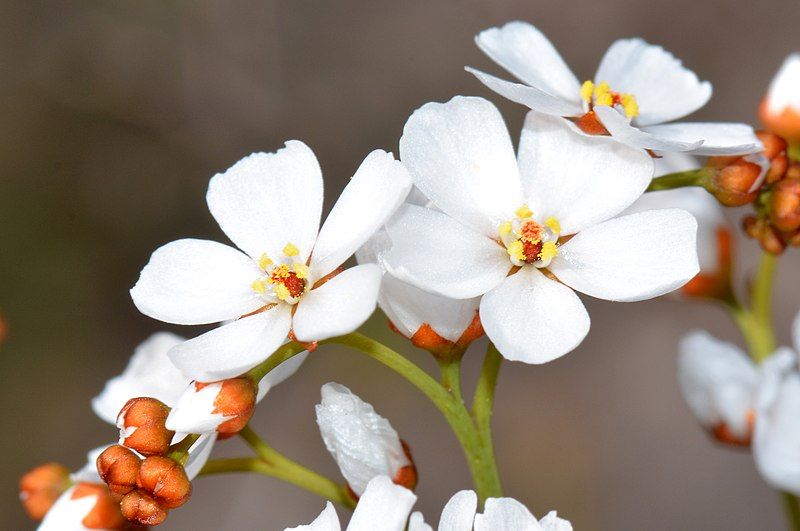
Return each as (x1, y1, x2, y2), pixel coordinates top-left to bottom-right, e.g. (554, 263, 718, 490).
(783, 492, 800, 531)
(324, 333, 502, 503)
(167, 433, 201, 466)
(646, 169, 706, 192)
(472, 344, 503, 462)
(727, 252, 778, 362)
(234, 425, 355, 509)
(245, 341, 308, 382)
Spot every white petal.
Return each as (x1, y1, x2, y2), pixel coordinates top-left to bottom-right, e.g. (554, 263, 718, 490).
(641, 123, 763, 156)
(165, 382, 226, 433)
(594, 106, 703, 152)
(438, 490, 477, 531)
(474, 498, 541, 531)
(538, 512, 573, 531)
(38, 487, 97, 531)
(623, 187, 725, 272)
(206, 141, 323, 262)
(595, 38, 712, 126)
(474, 21, 581, 101)
(168, 305, 292, 381)
(92, 332, 190, 424)
(399, 96, 523, 237)
(766, 53, 800, 114)
(256, 350, 310, 402)
(310, 150, 412, 277)
(382, 205, 509, 299)
(755, 372, 800, 495)
(285, 501, 342, 531)
(465, 69, 583, 117)
(184, 433, 217, 480)
(408, 512, 433, 531)
(130, 239, 263, 325)
(316, 383, 409, 496)
(518, 111, 654, 234)
(550, 209, 700, 301)
(346, 476, 416, 531)
(479, 268, 590, 364)
(677, 331, 758, 433)
(292, 264, 382, 342)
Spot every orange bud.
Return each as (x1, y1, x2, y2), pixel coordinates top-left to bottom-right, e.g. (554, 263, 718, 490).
(136, 456, 191, 509)
(71, 483, 126, 529)
(206, 378, 258, 438)
(19, 462, 70, 521)
(574, 111, 610, 136)
(97, 445, 141, 495)
(407, 311, 484, 362)
(120, 489, 168, 526)
(393, 440, 418, 491)
(704, 156, 763, 206)
(756, 131, 789, 184)
(680, 227, 733, 300)
(711, 409, 756, 448)
(117, 397, 174, 456)
(760, 99, 800, 143)
(742, 216, 787, 255)
(770, 178, 800, 232)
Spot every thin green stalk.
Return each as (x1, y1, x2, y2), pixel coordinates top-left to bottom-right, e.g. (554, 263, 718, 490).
(167, 433, 201, 465)
(245, 341, 308, 382)
(646, 169, 706, 192)
(783, 492, 800, 531)
(234, 426, 355, 509)
(472, 344, 503, 462)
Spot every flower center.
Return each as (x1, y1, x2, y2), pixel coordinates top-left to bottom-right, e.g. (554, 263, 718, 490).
(580, 80, 639, 119)
(498, 205, 561, 268)
(250, 243, 310, 304)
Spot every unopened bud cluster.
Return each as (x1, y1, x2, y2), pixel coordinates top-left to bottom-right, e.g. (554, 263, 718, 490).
(18, 463, 70, 520)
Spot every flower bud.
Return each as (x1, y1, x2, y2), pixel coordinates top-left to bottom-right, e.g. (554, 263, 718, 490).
(703, 156, 764, 206)
(759, 53, 800, 142)
(743, 216, 786, 255)
(393, 440, 418, 491)
(71, 483, 126, 529)
(770, 178, 800, 232)
(166, 379, 257, 439)
(19, 462, 70, 521)
(409, 312, 484, 362)
(120, 489, 168, 526)
(117, 397, 174, 456)
(96, 444, 141, 495)
(756, 131, 789, 184)
(136, 456, 192, 509)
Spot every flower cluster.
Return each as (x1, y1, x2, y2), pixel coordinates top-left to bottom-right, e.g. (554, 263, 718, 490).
(19, 17, 800, 531)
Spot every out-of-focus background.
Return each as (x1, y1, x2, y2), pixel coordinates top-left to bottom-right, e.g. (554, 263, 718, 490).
(3, 1, 800, 529)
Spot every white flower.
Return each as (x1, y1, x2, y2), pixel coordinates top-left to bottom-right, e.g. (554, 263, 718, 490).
(91, 332, 190, 424)
(165, 350, 308, 433)
(316, 383, 413, 496)
(383, 96, 699, 363)
(285, 476, 417, 531)
(467, 21, 761, 155)
(37, 485, 109, 531)
(357, 228, 481, 353)
(760, 53, 800, 139)
(678, 331, 759, 445)
(753, 312, 800, 494)
(130, 142, 412, 381)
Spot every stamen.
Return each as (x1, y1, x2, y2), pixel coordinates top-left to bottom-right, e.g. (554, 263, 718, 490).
(515, 205, 533, 219)
(580, 80, 595, 103)
(258, 253, 273, 270)
(545, 216, 561, 235)
(283, 243, 299, 257)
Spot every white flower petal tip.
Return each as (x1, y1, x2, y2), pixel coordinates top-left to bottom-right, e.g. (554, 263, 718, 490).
(37, 485, 103, 531)
(479, 267, 590, 365)
(438, 490, 478, 530)
(165, 382, 227, 434)
(347, 476, 417, 531)
(551, 208, 700, 302)
(408, 512, 432, 531)
(761, 53, 800, 139)
(206, 141, 323, 263)
(284, 501, 341, 531)
(677, 331, 758, 444)
(594, 106, 704, 152)
(465, 68, 583, 117)
(184, 433, 217, 481)
(316, 383, 414, 496)
(92, 332, 190, 425)
(473, 497, 571, 531)
(641, 123, 763, 156)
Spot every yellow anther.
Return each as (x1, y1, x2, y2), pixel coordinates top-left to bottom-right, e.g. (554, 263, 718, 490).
(258, 253, 273, 271)
(515, 205, 533, 219)
(621, 93, 639, 118)
(498, 221, 513, 238)
(594, 81, 612, 106)
(293, 264, 310, 280)
(273, 283, 291, 302)
(545, 216, 561, 235)
(283, 243, 299, 257)
(507, 240, 525, 262)
(251, 280, 266, 294)
(269, 264, 290, 281)
(540, 241, 558, 262)
(580, 80, 595, 103)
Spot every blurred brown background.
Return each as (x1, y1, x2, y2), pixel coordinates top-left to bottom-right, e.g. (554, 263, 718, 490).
(3, 1, 800, 529)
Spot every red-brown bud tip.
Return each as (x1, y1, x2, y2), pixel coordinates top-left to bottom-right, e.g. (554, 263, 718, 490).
(97, 445, 141, 495)
(756, 131, 789, 184)
(120, 489, 168, 526)
(704, 156, 763, 206)
(393, 440, 418, 491)
(211, 378, 258, 438)
(136, 456, 191, 509)
(72, 483, 126, 529)
(770, 178, 800, 232)
(19, 462, 70, 521)
(742, 216, 787, 255)
(574, 111, 610, 136)
(117, 397, 174, 457)
(711, 409, 756, 448)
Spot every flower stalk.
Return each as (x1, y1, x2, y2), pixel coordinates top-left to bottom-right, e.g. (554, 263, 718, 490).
(645, 169, 706, 192)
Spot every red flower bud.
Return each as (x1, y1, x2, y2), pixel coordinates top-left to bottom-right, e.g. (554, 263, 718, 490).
(704, 156, 764, 207)
(742, 216, 787, 255)
(19, 462, 70, 521)
(770, 178, 800, 232)
(756, 131, 789, 184)
(120, 489, 168, 526)
(406, 311, 484, 362)
(393, 440, 418, 491)
(136, 456, 191, 509)
(96, 445, 141, 495)
(71, 483, 126, 529)
(117, 397, 174, 457)
(207, 378, 258, 438)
